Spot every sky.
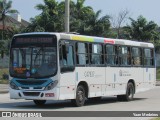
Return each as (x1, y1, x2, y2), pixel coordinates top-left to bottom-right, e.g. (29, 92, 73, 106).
(11, 0, 160, 25)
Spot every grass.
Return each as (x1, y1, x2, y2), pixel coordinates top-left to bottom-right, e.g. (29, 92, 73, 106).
(156, 68, 160, 80)
(151, 118, 160, 120)
(0, 80, 9, 84)
(0, 68, 9, 84)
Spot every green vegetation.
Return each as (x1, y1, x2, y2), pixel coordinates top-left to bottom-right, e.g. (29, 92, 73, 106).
(124, 15, 159, 41)
(151, 118, 160, 120)
(0, 0, 160, 56)
(25, 0, 159, 42)
(0, 0, 19, 59)
(0, 0, 160, 84)
(0, 68, 8, 78)
(25, 0, 111, 37)
(156, 68, 160, 80)
(0, 0, 19, 38)
(0, 79, 9, 84)
(0, 68, 9, 84)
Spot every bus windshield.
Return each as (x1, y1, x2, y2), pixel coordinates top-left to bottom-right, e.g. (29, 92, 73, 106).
(10, 35, 57, 78)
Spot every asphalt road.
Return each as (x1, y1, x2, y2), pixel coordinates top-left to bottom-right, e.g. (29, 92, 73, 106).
(0, 87, 160, 120)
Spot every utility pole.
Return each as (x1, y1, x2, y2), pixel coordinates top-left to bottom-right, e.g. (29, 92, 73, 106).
(65, 0, 70, 32)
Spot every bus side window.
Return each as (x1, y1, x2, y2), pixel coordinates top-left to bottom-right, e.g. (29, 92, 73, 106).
(144, 48, 154, 66)
(105, 45, 119, 66)
(76, 42, 89, 65)
(59, 42, 75, 72)
(118, 46, 131, 66)
(132, 47, 142, 66)
(89, 43, 103, 65)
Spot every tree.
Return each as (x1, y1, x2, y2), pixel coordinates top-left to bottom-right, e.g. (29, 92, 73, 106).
(33, 0, 64, 32)
(70, 0, 93, 20)
(70, 0, 111, 37)
(79, 10, 111, 37)
(30, 0, 95, 32)
(110, 9, 130, 38)
(70, 0, 94, 32)
(24, 18, 45, 32)
(0, 0, 18, 40)
(26, 0, 111, 37)
(0, 0, 19, 58)
(124, 15, 158, 41)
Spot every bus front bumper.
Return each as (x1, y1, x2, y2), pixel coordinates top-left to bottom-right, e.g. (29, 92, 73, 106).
(9, 88, 59, 100)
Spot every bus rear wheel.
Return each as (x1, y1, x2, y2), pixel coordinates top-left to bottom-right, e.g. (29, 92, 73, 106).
(33, 100, 46, 106)
(71, 85, 86, 107)
(117, 82, 134, 101)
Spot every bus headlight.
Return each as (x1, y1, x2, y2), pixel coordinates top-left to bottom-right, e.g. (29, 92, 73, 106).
(10, 82, 19, 90)
(44, 80, 58, 90)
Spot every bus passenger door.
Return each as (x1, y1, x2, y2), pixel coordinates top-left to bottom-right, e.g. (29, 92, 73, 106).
(59, 41, 76, 100)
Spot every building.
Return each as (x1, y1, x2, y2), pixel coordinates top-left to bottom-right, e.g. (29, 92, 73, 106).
(0, 13, 29, 31)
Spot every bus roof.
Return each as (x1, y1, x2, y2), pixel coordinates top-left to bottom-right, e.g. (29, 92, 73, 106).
(13, 32, 154, 48)
(59, 33, 154, 48)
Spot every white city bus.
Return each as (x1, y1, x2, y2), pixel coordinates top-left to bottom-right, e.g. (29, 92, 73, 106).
(9, 32, 156, 107)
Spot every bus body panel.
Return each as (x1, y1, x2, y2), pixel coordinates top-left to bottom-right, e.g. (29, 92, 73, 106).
(9, 75, 60, 100)
(75, 67, 105, 98)
(59, 72, 76, 100)
(143, 68, 156, 91)
(9, 32, 156, 103)
(9, 87, 60, 100)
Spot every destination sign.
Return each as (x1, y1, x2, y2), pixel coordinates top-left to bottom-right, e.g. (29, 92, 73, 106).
(15, 37, 53, 44)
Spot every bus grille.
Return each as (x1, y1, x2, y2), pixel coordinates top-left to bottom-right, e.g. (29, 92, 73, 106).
(34, 87, 43, 89)
(23, 92, 40, 96)
(16, 80, 47, 86)
(20, 87, 43, 90)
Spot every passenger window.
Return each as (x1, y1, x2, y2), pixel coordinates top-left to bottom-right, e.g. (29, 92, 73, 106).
(76, 42, 89, 65)
(106, 45, 118, 65)
(119, 46, 131, 66)
(132, 47, 142, 66)
(144, 49, 154, 66)
(90, 44, 104, 65)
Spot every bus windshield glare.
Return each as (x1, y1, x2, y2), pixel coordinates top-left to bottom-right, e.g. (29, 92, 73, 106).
(10, 35, 57, 78)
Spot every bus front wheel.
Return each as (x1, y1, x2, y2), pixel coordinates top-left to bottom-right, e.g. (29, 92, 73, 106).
(117, 82, 134, 101)
(33, 100, 46, 106)
(71, 85, 86, 107)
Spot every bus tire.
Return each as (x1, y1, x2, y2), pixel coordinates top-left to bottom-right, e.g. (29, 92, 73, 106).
(71, 85, 86, 107)
(117, 82, 134, 101)
(33, 100, 46, 106)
